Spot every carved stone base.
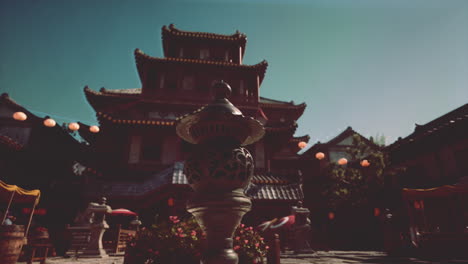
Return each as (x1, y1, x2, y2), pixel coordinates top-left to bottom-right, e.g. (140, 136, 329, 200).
(81, 225, 109, 258)
(80, 248, 109, 258)
(187, 190, 251, 264)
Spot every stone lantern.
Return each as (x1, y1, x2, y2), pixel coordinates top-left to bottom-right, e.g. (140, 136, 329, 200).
(176, 80, 264, 264)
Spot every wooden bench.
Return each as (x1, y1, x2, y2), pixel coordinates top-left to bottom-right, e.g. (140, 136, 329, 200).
(24, 243, 53, 264)
(103, 224, 136, 255)
(65, 225, 91, 257)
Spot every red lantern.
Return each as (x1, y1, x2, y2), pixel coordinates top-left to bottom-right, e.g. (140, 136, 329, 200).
(89, 125, 100, 133)
(338, 158, 348, 165)
(68, 122, 80, 131)
(374, 208, 380, 217)
(13, 112, 27, 121)
(43, 118, 56, 127)
(168, 197, 174, 207)
(298, 141, 307, 149)
(361, 160, 370, 167)
(315, 152, 325, 160)
(328, 212, 335, 220)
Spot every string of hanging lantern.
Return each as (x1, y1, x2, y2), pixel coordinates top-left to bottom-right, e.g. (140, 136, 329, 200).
(312, 150, 370, 167)
(12, 111, 100, 133)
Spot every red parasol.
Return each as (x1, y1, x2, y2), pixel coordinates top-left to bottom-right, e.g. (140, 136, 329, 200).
(110, 208, 137, 216)
(268, 215, 295, 230)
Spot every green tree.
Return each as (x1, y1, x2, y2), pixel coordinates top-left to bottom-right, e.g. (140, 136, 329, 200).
(322, 134, 387, 209)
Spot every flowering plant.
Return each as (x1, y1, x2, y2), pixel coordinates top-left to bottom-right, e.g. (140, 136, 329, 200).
(125, 216, 268, 264)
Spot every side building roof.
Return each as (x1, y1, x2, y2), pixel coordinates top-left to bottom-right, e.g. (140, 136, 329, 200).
(302, 126, 377, 157)
(387, 103, 468, 153)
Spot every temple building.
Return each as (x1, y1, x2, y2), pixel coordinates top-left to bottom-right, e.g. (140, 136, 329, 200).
(75, 24, 309, 224)
(385, 103, 468, 256)
(300, 127, 383, 249)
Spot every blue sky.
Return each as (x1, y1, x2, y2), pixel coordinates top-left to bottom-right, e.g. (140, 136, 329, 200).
(1, 0, 467, 147)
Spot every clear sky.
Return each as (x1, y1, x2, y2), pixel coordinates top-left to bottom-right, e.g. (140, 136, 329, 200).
(1, 0, 467, 147)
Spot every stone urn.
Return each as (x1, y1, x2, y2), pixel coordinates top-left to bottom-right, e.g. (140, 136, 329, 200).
(176, 80, 264, 264)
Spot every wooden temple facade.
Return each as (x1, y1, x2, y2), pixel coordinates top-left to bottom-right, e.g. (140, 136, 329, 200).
(73, 24, 309, 224)
(386, 103, 468, 257)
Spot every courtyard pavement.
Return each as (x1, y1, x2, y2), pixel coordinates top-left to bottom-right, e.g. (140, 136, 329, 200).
(19, 251, 468, 264)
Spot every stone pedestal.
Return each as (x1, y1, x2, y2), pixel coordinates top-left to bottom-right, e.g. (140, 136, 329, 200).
(81, 223, 109, 258)
(291, 202, 314, 254)
(81, 197, 112, 258)
(187, 191, 251, 264)
(176, 81, 265, 264)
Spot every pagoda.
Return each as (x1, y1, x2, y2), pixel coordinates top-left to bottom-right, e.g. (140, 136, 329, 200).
(80, 24, 309, 223)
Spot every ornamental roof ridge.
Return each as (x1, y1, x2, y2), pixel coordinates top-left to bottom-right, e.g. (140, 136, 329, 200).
(135, 48, 267, 69)
(259, 96, 306, 109)
(291, 135, 310, 143)
(387, 103, 468, 151)
(84, 86, 140, 97)
(162, 24, 247, 41)
(0, 93, 41, 121)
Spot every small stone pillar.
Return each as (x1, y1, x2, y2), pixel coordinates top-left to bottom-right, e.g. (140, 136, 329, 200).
(176, 81, 265, 264)
(82, 197, 112, 258)
(130, 216, 142, 231)
(291, 201, 314, 253)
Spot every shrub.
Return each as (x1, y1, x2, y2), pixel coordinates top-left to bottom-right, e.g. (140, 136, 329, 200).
(125, 216, 268, 264)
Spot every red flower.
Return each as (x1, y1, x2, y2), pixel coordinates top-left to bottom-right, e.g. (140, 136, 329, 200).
(191, 230, 197, 236)
(234, 245, 241, 251)
(265, 246, 269, 250)
(235, 236, 240, 240)
(255, 243, 260, 248)
(244, 240, 249, 244)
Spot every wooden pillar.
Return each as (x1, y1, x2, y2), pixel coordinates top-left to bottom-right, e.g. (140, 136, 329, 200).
(2, 191, 15, 224)
(267, 233, 281, 264)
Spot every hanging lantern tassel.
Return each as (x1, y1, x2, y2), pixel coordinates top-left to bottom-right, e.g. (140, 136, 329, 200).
(13, 112, 27, 121)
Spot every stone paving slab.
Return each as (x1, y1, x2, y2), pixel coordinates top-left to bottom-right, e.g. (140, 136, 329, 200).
(18, 251, 468, 264)
(18, 256, 124, 264)
(281, 251, 468, 264)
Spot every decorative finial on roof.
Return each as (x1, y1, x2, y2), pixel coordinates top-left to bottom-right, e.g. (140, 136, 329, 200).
(213, 80, 231, 100)
(1, 93, 8, 98)
(169, 24, 175, 29)
(99, 87, 106, 93)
